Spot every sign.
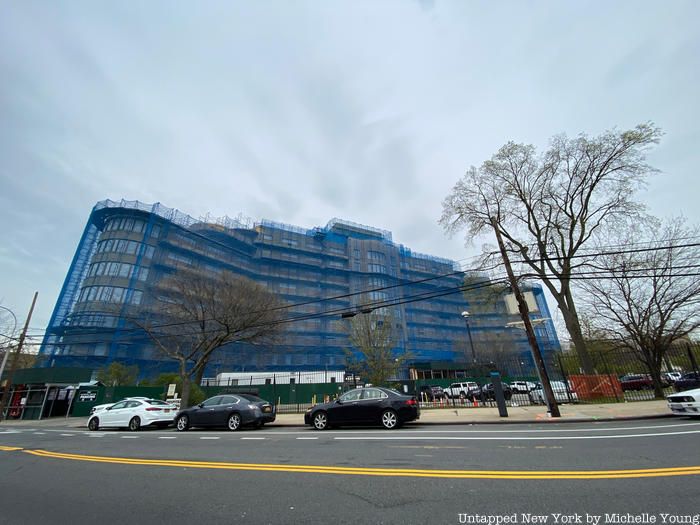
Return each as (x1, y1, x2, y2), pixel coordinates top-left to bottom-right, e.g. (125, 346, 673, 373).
(167, 384, 177, 397)
(79, 391, 97, 402)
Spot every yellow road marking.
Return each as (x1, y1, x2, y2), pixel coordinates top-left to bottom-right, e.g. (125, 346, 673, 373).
(8, 448, 699, 479)
(0, 445, 23, 451)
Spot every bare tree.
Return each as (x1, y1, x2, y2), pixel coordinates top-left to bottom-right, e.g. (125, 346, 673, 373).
(135, 269, 286, 407)
(578, 217, 700, 397)
(440, 123, 662, 373)
(342, 307, 409, 386)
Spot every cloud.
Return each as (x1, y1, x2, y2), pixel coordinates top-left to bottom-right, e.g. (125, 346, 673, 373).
(1, 1, 699, 327)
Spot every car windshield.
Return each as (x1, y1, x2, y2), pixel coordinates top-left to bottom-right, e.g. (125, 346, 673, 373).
(146, 399, 171, 406)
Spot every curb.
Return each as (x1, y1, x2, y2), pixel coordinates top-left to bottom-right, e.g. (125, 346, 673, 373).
(1, 413, 674, 429)
(263, 413, 675, 428)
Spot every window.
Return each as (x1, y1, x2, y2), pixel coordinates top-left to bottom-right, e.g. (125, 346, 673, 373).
(168, 253, 192, 265)
(367, 250, 385, 261)
(368, 264, 387, 273)
(201, 397, 223, 407)
(340, 389, 362, 402)
(110, 401, 128, 410)
(96, 239, 155, 259)
(79, 286, 143, 305)
(362, 388, 387, 400)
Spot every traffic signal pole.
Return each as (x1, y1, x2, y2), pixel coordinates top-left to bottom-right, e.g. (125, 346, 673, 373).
(490, 218, 560, 418)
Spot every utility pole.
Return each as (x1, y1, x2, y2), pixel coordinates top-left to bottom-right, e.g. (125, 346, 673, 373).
(490, 218, 560, 417)
(0, 292, 38, 421)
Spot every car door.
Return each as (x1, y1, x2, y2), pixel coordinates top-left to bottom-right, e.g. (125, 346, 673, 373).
(101, 400, 129, 427)
(214, 395, 241, 426)
(190, 396, 222, 426)
(358, 388, 386, 422)
(328, 389, 363, 424)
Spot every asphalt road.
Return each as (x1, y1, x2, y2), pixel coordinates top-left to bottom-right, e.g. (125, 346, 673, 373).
(1, 419, 699, 525)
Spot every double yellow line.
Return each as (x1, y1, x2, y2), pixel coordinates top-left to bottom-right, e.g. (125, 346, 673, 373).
(4, 448, 698, 479)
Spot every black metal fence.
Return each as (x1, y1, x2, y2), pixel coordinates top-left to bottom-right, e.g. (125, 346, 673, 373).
(192, 341, 700, 413)
(408, 340, 700, 409)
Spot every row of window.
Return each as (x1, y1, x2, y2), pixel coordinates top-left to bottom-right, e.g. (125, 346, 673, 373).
(367, 250, 386, 261)
(69, 313, 119, 328)
(104, 217, 161, 238)
(96, 239, 156, 258)
(88, 261, 150, 281)
(78, 286, 143, 305)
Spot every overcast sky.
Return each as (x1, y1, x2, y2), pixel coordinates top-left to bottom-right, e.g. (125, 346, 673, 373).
(1, 1, 699, 333)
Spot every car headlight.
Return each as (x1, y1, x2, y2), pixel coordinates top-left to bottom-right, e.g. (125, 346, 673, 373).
(306, 407, 313, 413)
(248, 404, 260, 411)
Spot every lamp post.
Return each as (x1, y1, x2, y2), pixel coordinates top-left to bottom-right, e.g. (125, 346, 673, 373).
(461, 311, 476, 363)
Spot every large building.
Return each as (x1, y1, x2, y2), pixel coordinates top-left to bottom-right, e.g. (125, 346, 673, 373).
(38, 199, 560, 377)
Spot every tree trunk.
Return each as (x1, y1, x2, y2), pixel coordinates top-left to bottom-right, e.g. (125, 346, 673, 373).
(556, 296, 596, 374)
(179, 360, 191, 408)
(647, 349, 666, 400)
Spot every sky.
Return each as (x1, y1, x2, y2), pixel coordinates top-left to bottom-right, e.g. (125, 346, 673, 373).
(1, 0, 699, 334)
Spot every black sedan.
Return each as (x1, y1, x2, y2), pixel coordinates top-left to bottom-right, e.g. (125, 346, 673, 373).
(480, 382, 513, 401)
(304, 387, 419, 430)
(175, 394, 263, 431)
(236, 393, 276, 424)
(674, 372, 700, 392)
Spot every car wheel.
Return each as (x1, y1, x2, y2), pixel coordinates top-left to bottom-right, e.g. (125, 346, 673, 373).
(312, 411, 328, 430)
(381, 409, 399, 429)
(128, 416, 141, 431)
(88, 417, 99, 431)
(227, 413, 241, 431)
(175, 415, 190, 431)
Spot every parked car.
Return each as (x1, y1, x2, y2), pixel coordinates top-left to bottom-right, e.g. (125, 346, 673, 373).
(480, 382, 513, 401)
(510, 381, 537, 394)
(88, 397, 155, 416)
(175, 394, 264, 431)
(528, 381, 578, 404)
(662, 372, 683, 383)
(445, 382, 481, 400)
(236, 393, 276, 424)
(418, 385, 447, 401)
(667, 388, 700, 417)
(619, 374, 654, 391)
(673, 372, 700, 392)
(305, 387, 419, 430)
(87, 398, 177, 431)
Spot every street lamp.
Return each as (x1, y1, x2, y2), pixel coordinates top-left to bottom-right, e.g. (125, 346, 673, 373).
(461, 311, 476, 363)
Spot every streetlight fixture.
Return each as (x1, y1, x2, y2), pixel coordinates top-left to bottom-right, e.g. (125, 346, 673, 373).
(461, 311, 477, 363)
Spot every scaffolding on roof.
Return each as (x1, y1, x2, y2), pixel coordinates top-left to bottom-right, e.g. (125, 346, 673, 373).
(325, 218, 392, 241)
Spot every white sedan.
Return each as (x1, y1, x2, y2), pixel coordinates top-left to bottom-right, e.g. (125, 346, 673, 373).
(88, 397, 151, 416)
(87, 398, 177, 431)
(667, 388, 700, 417)
(528, 381, 578, 404)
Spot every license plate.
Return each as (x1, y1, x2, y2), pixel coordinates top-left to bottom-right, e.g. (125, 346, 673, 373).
(164, 409, 170, 413)
(669, 404, 684, 411)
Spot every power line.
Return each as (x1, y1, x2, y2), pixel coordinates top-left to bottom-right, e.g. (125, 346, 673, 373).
(26, 278, 508, 347)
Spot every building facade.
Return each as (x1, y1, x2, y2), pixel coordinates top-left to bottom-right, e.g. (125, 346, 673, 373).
(38, 199, 560, 378)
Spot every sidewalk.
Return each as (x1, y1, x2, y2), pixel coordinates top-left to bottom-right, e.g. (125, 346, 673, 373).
(0, 401, 673, 428)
